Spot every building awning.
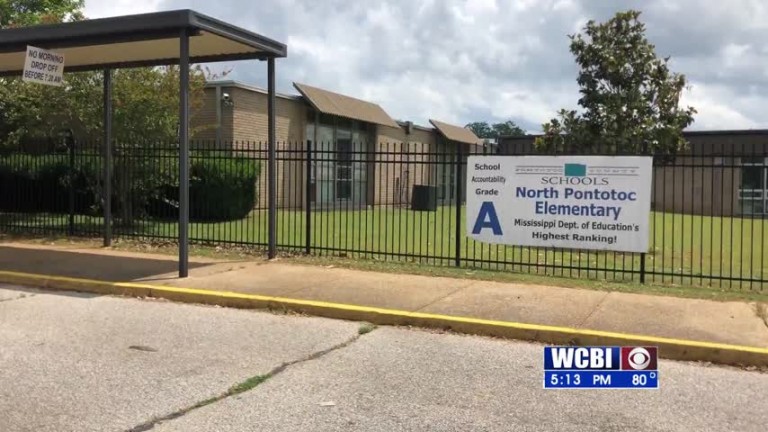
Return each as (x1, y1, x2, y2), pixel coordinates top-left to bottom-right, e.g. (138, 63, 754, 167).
(429, 119, 482, 145)
(0, 10, 286, 76)
(293, 82, 400, 129)
(0, 9, 287, 278)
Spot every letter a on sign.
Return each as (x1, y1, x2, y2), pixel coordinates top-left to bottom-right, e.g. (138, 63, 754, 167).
(472, 201, 503, 235)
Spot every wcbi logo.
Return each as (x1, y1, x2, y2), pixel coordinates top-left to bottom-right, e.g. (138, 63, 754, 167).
(544, 346, 658, 370)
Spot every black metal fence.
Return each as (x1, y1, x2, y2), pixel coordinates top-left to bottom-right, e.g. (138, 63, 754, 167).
(1, 138, 766, 291)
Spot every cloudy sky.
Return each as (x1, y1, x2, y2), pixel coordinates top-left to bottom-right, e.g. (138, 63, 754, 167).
(84, 0, 768, 133)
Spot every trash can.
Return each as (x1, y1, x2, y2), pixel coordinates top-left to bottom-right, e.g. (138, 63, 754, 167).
(411, 185, 437, 211)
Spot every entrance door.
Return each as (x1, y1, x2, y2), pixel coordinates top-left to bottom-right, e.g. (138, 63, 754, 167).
(306, 115, 368, 207)
(336, 137, 353, 200)
(436, 148, 456, 203)
(739, 157, 767, 215)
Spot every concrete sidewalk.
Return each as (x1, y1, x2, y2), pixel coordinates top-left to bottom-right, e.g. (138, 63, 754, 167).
(5, 287, 767, 432)
(1, 242, 767, 353)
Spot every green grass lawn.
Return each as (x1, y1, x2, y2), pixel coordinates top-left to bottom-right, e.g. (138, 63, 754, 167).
(2, 207, 766, 290)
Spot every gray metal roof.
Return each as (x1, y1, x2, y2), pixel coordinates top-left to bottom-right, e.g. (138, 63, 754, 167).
(0, 10, 286, 76)
(429, 119, 482, 145)
(293, 82, 400, 129)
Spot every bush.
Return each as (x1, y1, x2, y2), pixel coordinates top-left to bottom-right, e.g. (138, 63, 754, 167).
(147, 153, 260, 221)
(0, 154, 100, 214)
(0, 152, 259, 222)
(190, 155, 260, 221)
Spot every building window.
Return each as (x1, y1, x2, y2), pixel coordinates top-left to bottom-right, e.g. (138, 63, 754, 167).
(305, 110, 370, 204)
(739, 157, 767, 215)
(435, 141, 456, 201)
(336, 128, 353, 200)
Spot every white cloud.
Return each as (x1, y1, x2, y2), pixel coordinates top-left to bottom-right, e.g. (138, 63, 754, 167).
(84, 0, 162, 19)
(683, 83, 762, 130)
(139, 0, 768, 132)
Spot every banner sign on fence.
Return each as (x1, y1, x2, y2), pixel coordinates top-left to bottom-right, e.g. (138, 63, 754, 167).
(466, 155, 653, 253)
(23, 45, 65, 86)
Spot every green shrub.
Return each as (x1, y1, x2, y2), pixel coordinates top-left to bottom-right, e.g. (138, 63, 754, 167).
(0, 154, 100, 214)
(0, 151, 259, 222)
(147, 153, 260, 221)
(190, 155, 260, 221)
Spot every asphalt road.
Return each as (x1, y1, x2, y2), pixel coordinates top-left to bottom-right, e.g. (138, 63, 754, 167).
(1, 284, 766, 432)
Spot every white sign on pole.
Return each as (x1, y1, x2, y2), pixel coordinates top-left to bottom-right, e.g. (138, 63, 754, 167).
(22, 45, 65, 86)
(466, 155, 653, 253)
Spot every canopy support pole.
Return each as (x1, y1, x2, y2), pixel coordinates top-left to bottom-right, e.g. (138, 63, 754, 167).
(179, 29, 190, 278)
(102, 68, 112, 247)
(267, 57, 277, 259)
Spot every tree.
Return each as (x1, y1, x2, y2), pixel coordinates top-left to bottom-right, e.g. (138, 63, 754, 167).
(0, 1, 224, 225)
(535, 10, 696, 155)
(0, 0, 212, 144)
(0, 0, 215, 145)
(0, 66, 217, 225)
(0, 66, 212, 143)
(0, 0, 85, 136)
(465, 122, 493, 139)
(466, 120, 525, 139)
(0, 0, 84, 28)
(490, 121, 525, 138)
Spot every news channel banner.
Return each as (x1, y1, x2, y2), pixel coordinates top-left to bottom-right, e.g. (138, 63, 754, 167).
(543, 346, 659, 389)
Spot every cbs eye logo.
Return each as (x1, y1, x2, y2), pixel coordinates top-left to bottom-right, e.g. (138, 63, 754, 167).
(621, 346, 657, 370)
(627, 347, 651, 370)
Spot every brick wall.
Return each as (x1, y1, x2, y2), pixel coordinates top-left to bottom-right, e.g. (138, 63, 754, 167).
(405, 128, 436, 203)
(192, 85, 309, 210)
(652, 157, 739, 216)
(230, 87, 306, 144)
(496, 134, 758, 216)
(191, 87, 222, 143)
(229, 88, 307, 210)
(373, 125, 438, 205)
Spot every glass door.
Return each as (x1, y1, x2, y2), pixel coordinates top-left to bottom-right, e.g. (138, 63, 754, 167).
(739, 157, 767, 215)
(436, 147, 456, 202)
(336, 136, 353, 200)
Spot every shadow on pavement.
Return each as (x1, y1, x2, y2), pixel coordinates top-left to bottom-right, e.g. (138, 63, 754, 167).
(0, 284, 101, 299)
(0, 246, 210, 282)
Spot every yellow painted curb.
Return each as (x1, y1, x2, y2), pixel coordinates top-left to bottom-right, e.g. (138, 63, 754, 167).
(2, 270, 768, 368)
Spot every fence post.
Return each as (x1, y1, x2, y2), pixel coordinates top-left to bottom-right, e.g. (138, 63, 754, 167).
(305, 139, 312, 255)
(103, 68, 113, 247)
(454, 144, 463, 267)
(267, 58, 277, 259)
(67, 134, 75, 236)
(639, 138, 649, 284)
